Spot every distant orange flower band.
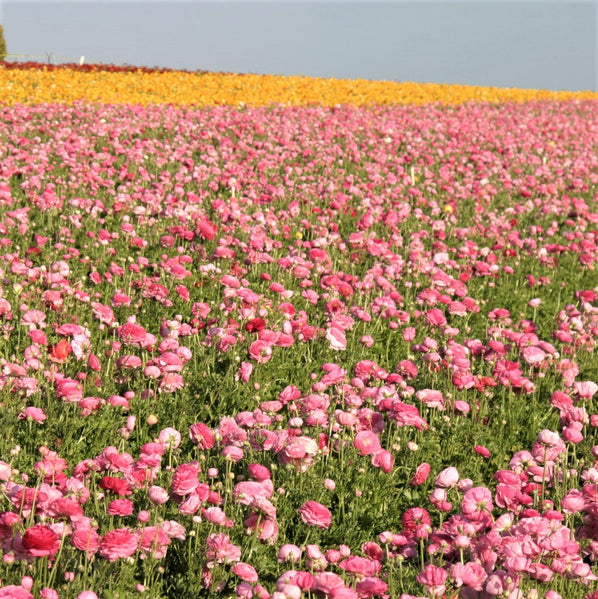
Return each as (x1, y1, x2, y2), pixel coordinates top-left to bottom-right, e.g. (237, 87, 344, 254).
(1, 61, 596, 106)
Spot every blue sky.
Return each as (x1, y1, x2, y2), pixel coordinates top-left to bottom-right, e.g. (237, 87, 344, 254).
(2, 1, 597, 91)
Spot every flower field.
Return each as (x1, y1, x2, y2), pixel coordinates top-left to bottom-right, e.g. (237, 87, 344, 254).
(2, 61, 598, 106)
(0, 64, 597, 599)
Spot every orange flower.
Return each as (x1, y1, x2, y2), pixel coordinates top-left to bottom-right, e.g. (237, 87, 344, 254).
(48, 339, 72, 363)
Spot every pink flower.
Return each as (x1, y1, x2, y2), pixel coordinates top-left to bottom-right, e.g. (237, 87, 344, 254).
(326, 326, 347, 351)
(189, 422, 215, 449)
(55, 378, 83, 403)
(474, 445, 491, 458)
(411, 462, 431, 486)
(138, 526, 170, 559)
(451, 562, 486, 590)
(353, 431, 381, 456)
(461, 486, 493, 521)
(117, 322, 147, 346)
(434, 466, 459, 488)
(159, 372, 185, 393)
(574, 381, 598, 400)
(339, 556, 380, 577)
(205, 532, 241, 565)
(107, 499, 134, 516)
(312, 572, 345, 595)
(248, 340, 273, 363)
(424, 308, 447, 327)
(0, 460, 12, 481)
(19, 406, 46, 423)
(171, 463, 200, 495)
(71, 525, 99, 557)
(416, 565, 447, 598)
(298, 500, 332, 529)
(371, 449, 394, 473)
(521, 345, 547, 365)
(99, 528, 139, 561)
(232, 562, 259, 583)
(278, 544, 302, 563)
(237, 361, 253, 382)
(148, 485, 170, 505)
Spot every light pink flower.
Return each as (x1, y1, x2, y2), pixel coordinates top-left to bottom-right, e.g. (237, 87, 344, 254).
(434, 466, 459, 488)
(326, 325, 347, 350)
(574, 380, 598, 400)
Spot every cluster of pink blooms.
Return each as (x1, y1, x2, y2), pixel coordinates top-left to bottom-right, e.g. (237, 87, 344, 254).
(0, 98, 596, 597)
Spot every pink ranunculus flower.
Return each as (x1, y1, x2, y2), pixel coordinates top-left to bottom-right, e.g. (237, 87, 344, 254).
(574, 380, 598, 400)
(248, 340, 273, 363)
(107, 499, 134, 517)
(298, 500, 332, 529)
(99, 528, 139, 561)
(353, 431, 381, 456)
(461, 486, 493, 521)
(326, 325, 347, 351)
(148, 485, 170, 505)
(434, 466, 459, 488)
(416, 564, 448, 598)
(451, 562, 486, 591)
(232, 562, 259, 583)
(117, 321, 147, 346)
(411, 462, 431, 486)
(189, 422, 215, 449)
(371, 449, 394, 473)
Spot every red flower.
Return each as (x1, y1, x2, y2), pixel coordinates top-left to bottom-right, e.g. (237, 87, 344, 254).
(99, 476, 133, 497)
(245, 318, 266, 333)
(48, 339, 72, 363)
(22, 525, 60, 557)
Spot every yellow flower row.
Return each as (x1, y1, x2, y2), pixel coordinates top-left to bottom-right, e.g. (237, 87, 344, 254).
(1, 67, 597, 106)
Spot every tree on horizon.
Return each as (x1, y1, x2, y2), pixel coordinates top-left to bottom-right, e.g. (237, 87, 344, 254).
(0, 25, 6, 61)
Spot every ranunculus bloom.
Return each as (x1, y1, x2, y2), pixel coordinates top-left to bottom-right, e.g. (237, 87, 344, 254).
(371, 449, 394, 473)
(411, 462, 431, 486)
(0, 587, 34, 599)
(99, 528, 139, 561)
(353, 431, 381, 456)
(171, 462, 200, 495)
(434, 466, 459, 488)
(474, 445, 491, 458)
(326, 326, 347, 351)
(22, 525, 60, 557)
(232, 562, 259, 583)
(107, 499, 134, 516)
(71, 525, 100, 557)
(298, 500, 332, 529)
(117, 322, 147, 345)
(189, 422, 215, 449)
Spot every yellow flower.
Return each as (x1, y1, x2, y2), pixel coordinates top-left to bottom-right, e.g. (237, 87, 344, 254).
(1, 66, 597, 106)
